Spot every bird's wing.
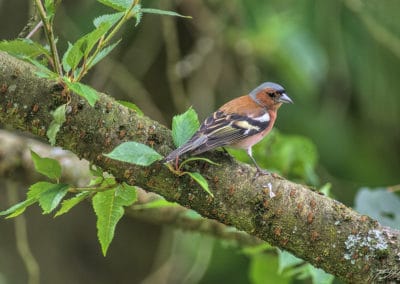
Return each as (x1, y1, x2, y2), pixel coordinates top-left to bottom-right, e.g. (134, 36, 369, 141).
(191, 110, 270, 155)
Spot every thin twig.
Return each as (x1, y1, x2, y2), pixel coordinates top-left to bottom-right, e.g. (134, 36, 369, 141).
(26, 21, 44, 39)
(6, 181, 40, 284)
(33, 0, 63, 75)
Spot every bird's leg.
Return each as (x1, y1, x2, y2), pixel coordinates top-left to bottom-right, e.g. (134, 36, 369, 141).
(246, 147, 270, 179)
(174, 156, 180, 171)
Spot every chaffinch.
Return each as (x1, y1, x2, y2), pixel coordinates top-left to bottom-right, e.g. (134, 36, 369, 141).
(164, 82, 293, 175)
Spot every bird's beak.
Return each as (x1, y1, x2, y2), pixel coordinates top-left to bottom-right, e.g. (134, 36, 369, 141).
(278, 93, 293, 104)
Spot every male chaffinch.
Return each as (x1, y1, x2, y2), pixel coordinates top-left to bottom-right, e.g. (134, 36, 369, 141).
(163, 82, 293, 175)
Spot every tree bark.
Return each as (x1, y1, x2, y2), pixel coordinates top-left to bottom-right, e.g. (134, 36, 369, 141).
(0, 51, 399, 283)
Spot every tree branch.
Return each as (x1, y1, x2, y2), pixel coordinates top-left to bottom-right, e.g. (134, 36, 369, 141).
(0, 51, 399, 283)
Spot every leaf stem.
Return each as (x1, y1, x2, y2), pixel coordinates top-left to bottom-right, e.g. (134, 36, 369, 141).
(75, 0, 140, 81)
(34, 0, 63, 76)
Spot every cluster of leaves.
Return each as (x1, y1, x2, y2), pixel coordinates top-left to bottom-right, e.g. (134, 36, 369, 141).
(245, 244, 334, 284)
(106, 107, 216, 197)
(0, 0, 189, 145)
(0, 150, 137, 255)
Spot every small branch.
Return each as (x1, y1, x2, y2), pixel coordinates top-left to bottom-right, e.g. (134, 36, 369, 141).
(0, 52, 399, 283)
(6, 181, 40, 284)
(33, 0, 63, 75)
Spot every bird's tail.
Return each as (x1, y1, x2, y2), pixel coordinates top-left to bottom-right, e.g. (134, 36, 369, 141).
(162, 135, 207, 163)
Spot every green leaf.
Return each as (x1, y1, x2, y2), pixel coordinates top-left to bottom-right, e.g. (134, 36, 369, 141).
(141, 8, 192, 18)
(97, 0, 134, 11)
(0, 39, 50, 59)
(62, 42, 73, 73)
(132, 199, 178, 210)
(23, 57, 55, 78)
(185, 172, 213, 197)
(64, 80, 99, 107)
(47, 104, 67, 146)
(104, 141, 162, 166)
(0, 198, 37, 218)
(117, 100, 143, 116)
(30, 150, 62, 180)
(92, 184, 137, 256)
(278, 250, 304, 274)
(355, 188, 400, 229)
(88, 39, 121, 69)
(93, 12, 124, 28)
(115, 183, 137, 206)
(172, 107, 200, 147)
(249, 253, 290, 284)
(28, 181, 56, 199)
(45, 0, 55, 20)
(38, 183, 70, 214)
(55, 191, 91, 217)
(306, 265, 334, 284)
(66, 22, 113, 71)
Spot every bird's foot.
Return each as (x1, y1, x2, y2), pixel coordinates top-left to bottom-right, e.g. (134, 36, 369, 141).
(252, 168, 271, 181)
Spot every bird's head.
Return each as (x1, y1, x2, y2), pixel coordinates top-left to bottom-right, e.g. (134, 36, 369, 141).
(249, 82, 293, 109)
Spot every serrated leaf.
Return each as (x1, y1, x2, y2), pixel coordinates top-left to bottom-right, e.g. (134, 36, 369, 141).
(31, 150, 62, 180)
(28, 181, 55, 199)
(0, 198, 37, 218)
(55, 191, 91, 217)
(64, 80, 99, 107)
(88, 39, 121, 69)
(0, 39, 50, 59)
(185, 172, 213, 197)
(38, 183, 70, 214)
(97, 0, 134, 11)
(172, 107, 200, 147)
(104, 142, 162, 166)
(45, 0, 55, 20)
(141, 8, 192, 18)
(93, 184, 137, 256)
(62, 42, 73, 73)
(115, 183, 137, 206)
(66, 22, 113, 71)
(24, 57, 55, 78)
(117, 100, 143, 116)
(47, 104, 67, 146)
(93, 12, 124, 28)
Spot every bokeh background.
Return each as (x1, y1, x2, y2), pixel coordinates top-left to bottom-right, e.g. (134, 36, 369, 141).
(0, 0, 399, 283)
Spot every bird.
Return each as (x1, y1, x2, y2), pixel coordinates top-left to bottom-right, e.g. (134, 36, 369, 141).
(163, 82, 293, 175)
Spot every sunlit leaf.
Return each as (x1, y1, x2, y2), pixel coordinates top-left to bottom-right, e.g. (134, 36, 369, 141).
(38, 183, 70, 214)
(117, 100, 143, 116)
(0, 198, 36, 218)
(88, 40, 121, 69)
(141, 8, 192, 18)
(185, 172, 213, 197)
(55, 191, 91, 217)
(93, 12, 124, 27)
(97, 0, 136, 11)
(30, 150, 62, 180)
(172, 107, 199, 147)
(47, 104, 67, 146)
(93, 184, 137, 255)
(64, 80, 99, 107)
(0, 39, 50, 58)
(104, 141, 162, 166)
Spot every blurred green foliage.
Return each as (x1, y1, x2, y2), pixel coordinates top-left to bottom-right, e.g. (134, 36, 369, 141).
(0, 0, 399, 283)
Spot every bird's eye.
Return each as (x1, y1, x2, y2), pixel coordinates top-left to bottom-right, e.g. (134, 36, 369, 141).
(267, 92, 275, 98)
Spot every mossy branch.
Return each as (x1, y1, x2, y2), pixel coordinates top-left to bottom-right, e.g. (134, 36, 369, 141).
(0, 52, 399, 283)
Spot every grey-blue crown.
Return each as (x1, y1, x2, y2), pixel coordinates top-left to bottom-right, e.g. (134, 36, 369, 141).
(249, 82, 285, 99)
